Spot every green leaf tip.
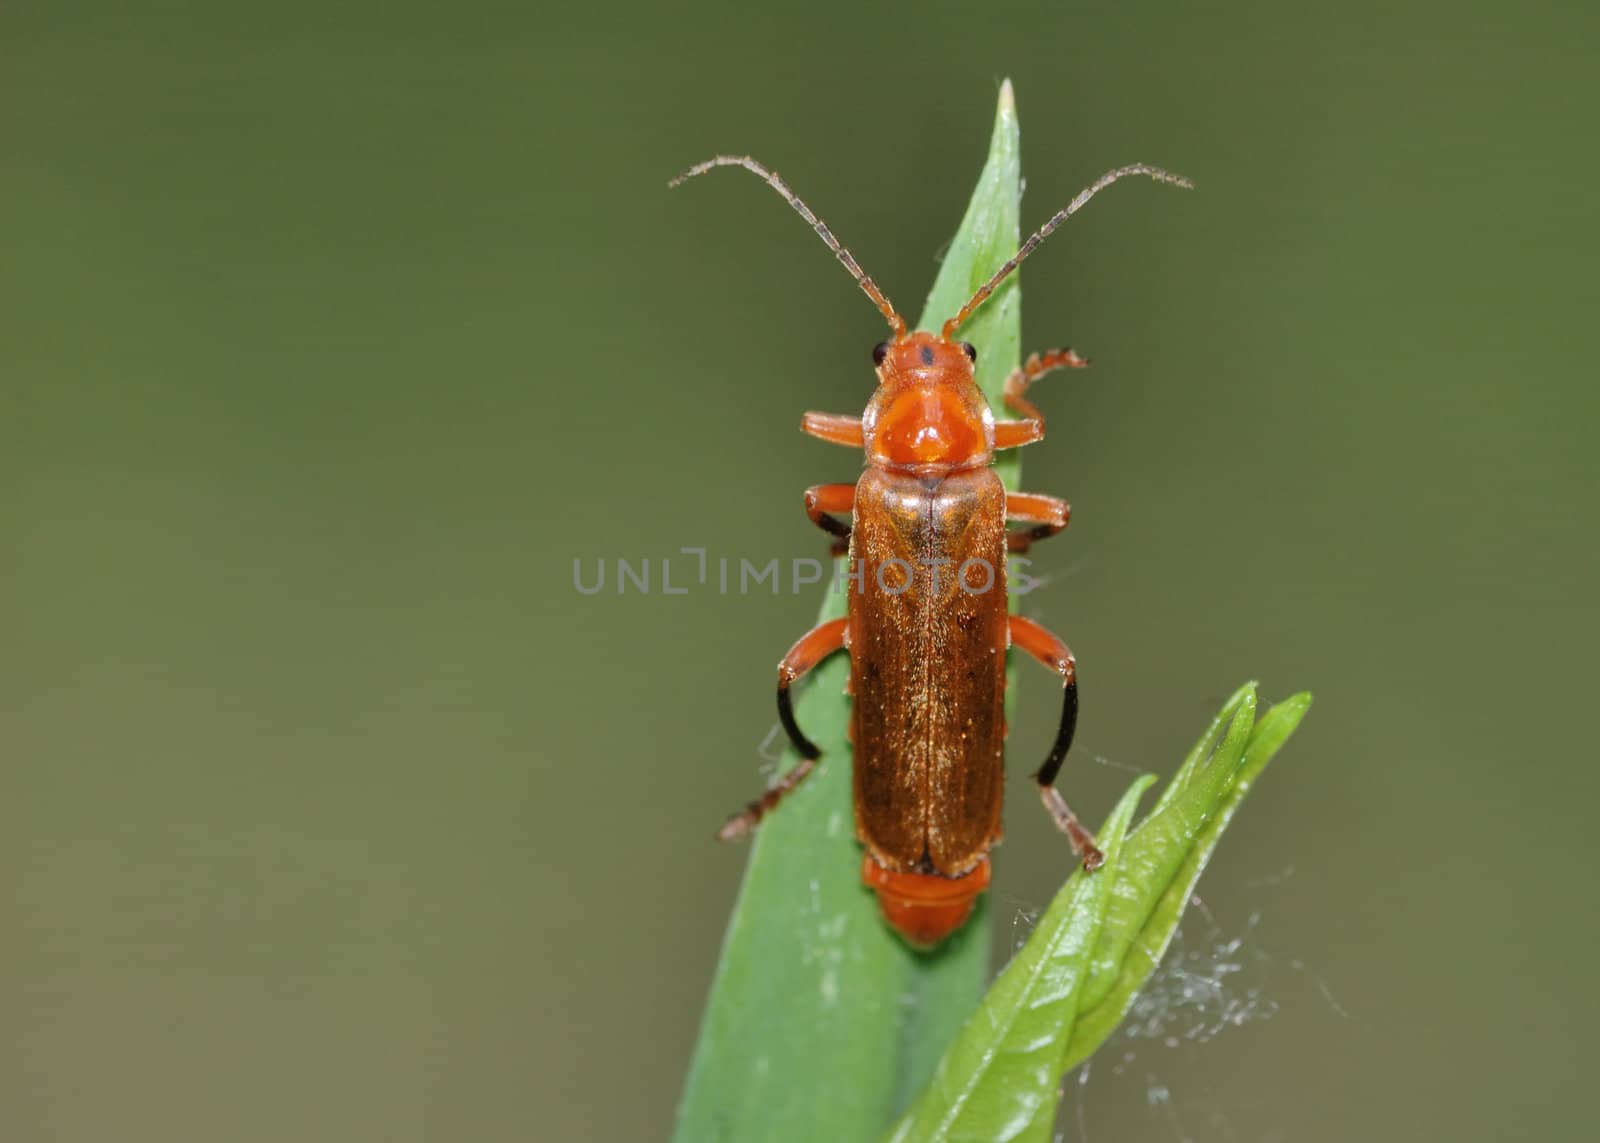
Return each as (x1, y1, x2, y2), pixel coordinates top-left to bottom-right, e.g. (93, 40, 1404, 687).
(886, 685, 1312, 1142)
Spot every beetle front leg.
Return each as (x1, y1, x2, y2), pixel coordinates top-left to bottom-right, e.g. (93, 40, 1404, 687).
(1008, 615, 1104, 870)
(804, 483, 855, 555)
(801, 412, 865, 449)
(717, 616, 850, 841)
(993, 348, 1091, 449)
(1005, 490, 1071, 554)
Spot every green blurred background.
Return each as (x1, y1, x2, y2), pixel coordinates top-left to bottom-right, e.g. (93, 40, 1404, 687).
(4, 2, 1595, 1139)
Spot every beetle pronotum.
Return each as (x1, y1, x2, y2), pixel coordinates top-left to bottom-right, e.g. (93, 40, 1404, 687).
(672, 148, 1190, 946)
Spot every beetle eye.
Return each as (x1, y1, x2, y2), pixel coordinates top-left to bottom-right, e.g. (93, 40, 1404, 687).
(872, 341, 889, 367)
(960, 341, 978, 363)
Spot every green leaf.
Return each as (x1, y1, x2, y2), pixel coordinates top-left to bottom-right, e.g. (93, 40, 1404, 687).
(673, 83, 1023, 1143)
(885, 686, 1313, 1140)
(884, 775, 1154, 1143)
(1075, 684, 1259, 1017)
(1064, 688, 1313, 1068)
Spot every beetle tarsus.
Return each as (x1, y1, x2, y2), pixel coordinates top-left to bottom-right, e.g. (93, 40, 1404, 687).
(717, 755, 819, 843)
(1036, 782, 1103, 870)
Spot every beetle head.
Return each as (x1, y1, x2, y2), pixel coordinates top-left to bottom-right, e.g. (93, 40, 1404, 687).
(861, 331, 993, 474)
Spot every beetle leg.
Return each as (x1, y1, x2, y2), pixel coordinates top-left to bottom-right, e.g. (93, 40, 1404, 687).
(717, 617, 850, 841)
(1005, 490, 1071, 553)
(801, 412, 865, 448)
(804, 483, 856, 555)
(993, 348, 1091, 449)
(993, 420, 1042, 449)
(1008, 615, 1104, 870)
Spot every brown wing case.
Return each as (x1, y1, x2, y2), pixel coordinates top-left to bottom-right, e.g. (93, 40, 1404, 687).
(847, 466, 1009, 876)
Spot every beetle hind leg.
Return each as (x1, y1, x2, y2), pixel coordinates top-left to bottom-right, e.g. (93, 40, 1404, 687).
(717, 617, 849, 841)
(1009, 615, 1104, 870)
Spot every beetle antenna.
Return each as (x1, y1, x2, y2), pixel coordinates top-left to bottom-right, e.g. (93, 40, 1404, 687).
(942, 164, 1193, 339)
(670, 155, 907, 339)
